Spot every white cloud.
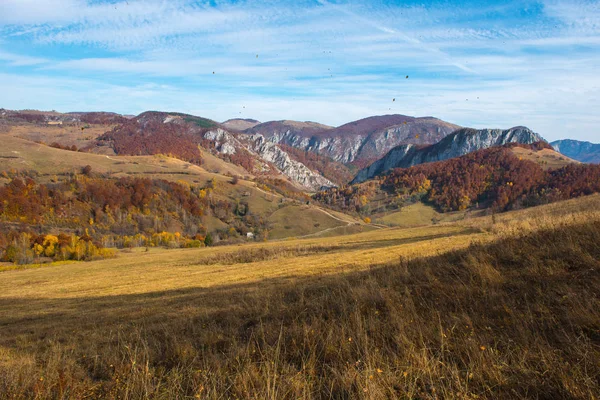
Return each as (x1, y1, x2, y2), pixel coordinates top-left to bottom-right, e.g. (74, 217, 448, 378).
(0, 1, 599, 142)
(543, 0, 600, 32)
(0, 50, 48, 66)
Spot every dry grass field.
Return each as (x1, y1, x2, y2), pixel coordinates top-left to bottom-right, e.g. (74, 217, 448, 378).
(510, 147, 578, 170)
(1, 195, 599, 398)
(374, 202, 473, 228)
(5, 123, 115, 152)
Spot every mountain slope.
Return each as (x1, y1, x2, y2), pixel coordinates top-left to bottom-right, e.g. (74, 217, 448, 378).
(93, 112, 334, 191)
(353, 126, 544, 183)
(244, 115, 460, 165)
(316, 143, 600, 218)
(552, 139, 600, 163)
(222, 118, 261, 131)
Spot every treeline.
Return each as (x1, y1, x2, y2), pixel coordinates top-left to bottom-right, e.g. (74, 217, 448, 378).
(0, 176, 270, 259)
(95, 115, 266, 174)
(97, 119, 204, 165)
(315, 145, 600, 213)
(0, 231, 115, 265)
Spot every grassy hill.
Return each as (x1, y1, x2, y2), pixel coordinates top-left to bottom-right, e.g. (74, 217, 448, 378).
(510, 146, 578, 170)
(0, 194, 598, 398)
(4, 121, 115, 153)
(0, 135, 363, 241)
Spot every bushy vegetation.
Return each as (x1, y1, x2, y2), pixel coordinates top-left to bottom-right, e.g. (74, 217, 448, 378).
(0, 175, 269, 256)
(97, 118, 204, 165)
(316, 144, 600, 214)
(0, 231, 115, 265)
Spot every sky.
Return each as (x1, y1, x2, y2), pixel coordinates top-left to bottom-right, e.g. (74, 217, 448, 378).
(0, 0, 599, 142)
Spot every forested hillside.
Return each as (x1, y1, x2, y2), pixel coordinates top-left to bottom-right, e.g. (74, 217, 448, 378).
(0, 175, 273, 263)
(316, 143, 600, 215)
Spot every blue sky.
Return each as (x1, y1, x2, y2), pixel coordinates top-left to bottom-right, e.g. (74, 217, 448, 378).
(0, 0, 599, 142)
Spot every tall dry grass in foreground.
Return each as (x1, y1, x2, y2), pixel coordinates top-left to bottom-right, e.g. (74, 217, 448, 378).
(1, 216, 599, 398)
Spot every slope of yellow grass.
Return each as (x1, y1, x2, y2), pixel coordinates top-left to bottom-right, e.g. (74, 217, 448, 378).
(1, 195, 599, 398)
(510, 146, 578, 170)
(375, 202, 472, 227)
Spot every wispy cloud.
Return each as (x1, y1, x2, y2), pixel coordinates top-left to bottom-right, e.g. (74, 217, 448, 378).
(0, 50, 48, 66)
(0, 0, 599, 142)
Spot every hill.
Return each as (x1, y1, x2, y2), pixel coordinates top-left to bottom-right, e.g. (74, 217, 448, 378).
(552, 139, 600, 163)
(244, 114, 460, 165)
(353, 126, 544, 183)
(0, 136, 364, 247)
(92, 112, 335, 191)
(1, 194, 598, 398)
(317, 143, 599, 219)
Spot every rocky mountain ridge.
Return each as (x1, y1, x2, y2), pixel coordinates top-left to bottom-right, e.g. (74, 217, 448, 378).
(352, 126, 544, 183)
(244, 115, 460, 165)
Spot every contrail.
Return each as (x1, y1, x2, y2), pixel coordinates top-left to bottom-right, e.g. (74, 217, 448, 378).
(316, 0, 476, 74)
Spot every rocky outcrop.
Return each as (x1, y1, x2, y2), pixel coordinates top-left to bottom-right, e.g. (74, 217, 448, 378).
(552, 139, 600, 164)
(352, 126, 545, 183)
(245, 134, 335, 191)
(245, 115, 460, 164)
(204, 129, 335, 191)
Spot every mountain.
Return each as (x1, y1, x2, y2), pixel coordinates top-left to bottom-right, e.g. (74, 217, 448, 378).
(352, 126, 544, 183)
(316, 143, 599, 215)
(93, 111, 334, 191)
(551, 139, 600, 164)
(0, 109, 128, 125)
(243, 115, 460, 165)
(222, 118, 261, 131)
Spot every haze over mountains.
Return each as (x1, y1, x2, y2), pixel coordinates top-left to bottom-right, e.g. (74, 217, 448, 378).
(2, 108, 596, 192)
(551, 139, 600, 164)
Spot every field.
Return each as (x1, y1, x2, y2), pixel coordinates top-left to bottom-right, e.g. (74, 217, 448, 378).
(4, 122, 115, 152)
(510, 146, 577, 170)
(374, 202, 473, 228)
(1, 195, 599, 398)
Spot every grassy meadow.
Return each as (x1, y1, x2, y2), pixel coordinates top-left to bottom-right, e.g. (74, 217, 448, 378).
(1, 195, 599, 398)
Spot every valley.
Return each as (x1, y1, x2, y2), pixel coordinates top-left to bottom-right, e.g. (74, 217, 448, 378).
(1, 194, 599, 398)
(1, 108, 599, 399)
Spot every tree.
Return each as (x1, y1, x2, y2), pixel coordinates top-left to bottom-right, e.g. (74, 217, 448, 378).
(82, 165, 93, 176)
(204, 232, 213, 246)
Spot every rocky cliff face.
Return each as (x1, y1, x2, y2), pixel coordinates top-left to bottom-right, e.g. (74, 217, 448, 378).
(244, 115, 460, 164)
(244, 134, 335, 191)
(353, 126, 544, 183)
(203, 129, 335, 191)
(552, 139, 600, 164)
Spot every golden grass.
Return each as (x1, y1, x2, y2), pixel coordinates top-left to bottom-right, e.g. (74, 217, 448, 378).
(0, 195, 599, 398)
(0, 224, 478, 299)
(6, 123, 114, 152)
(375, 202, 471, 227)
(267, 205, 349, 239)
(510, 147, 578, 170)
(0, 135, 234, 186)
